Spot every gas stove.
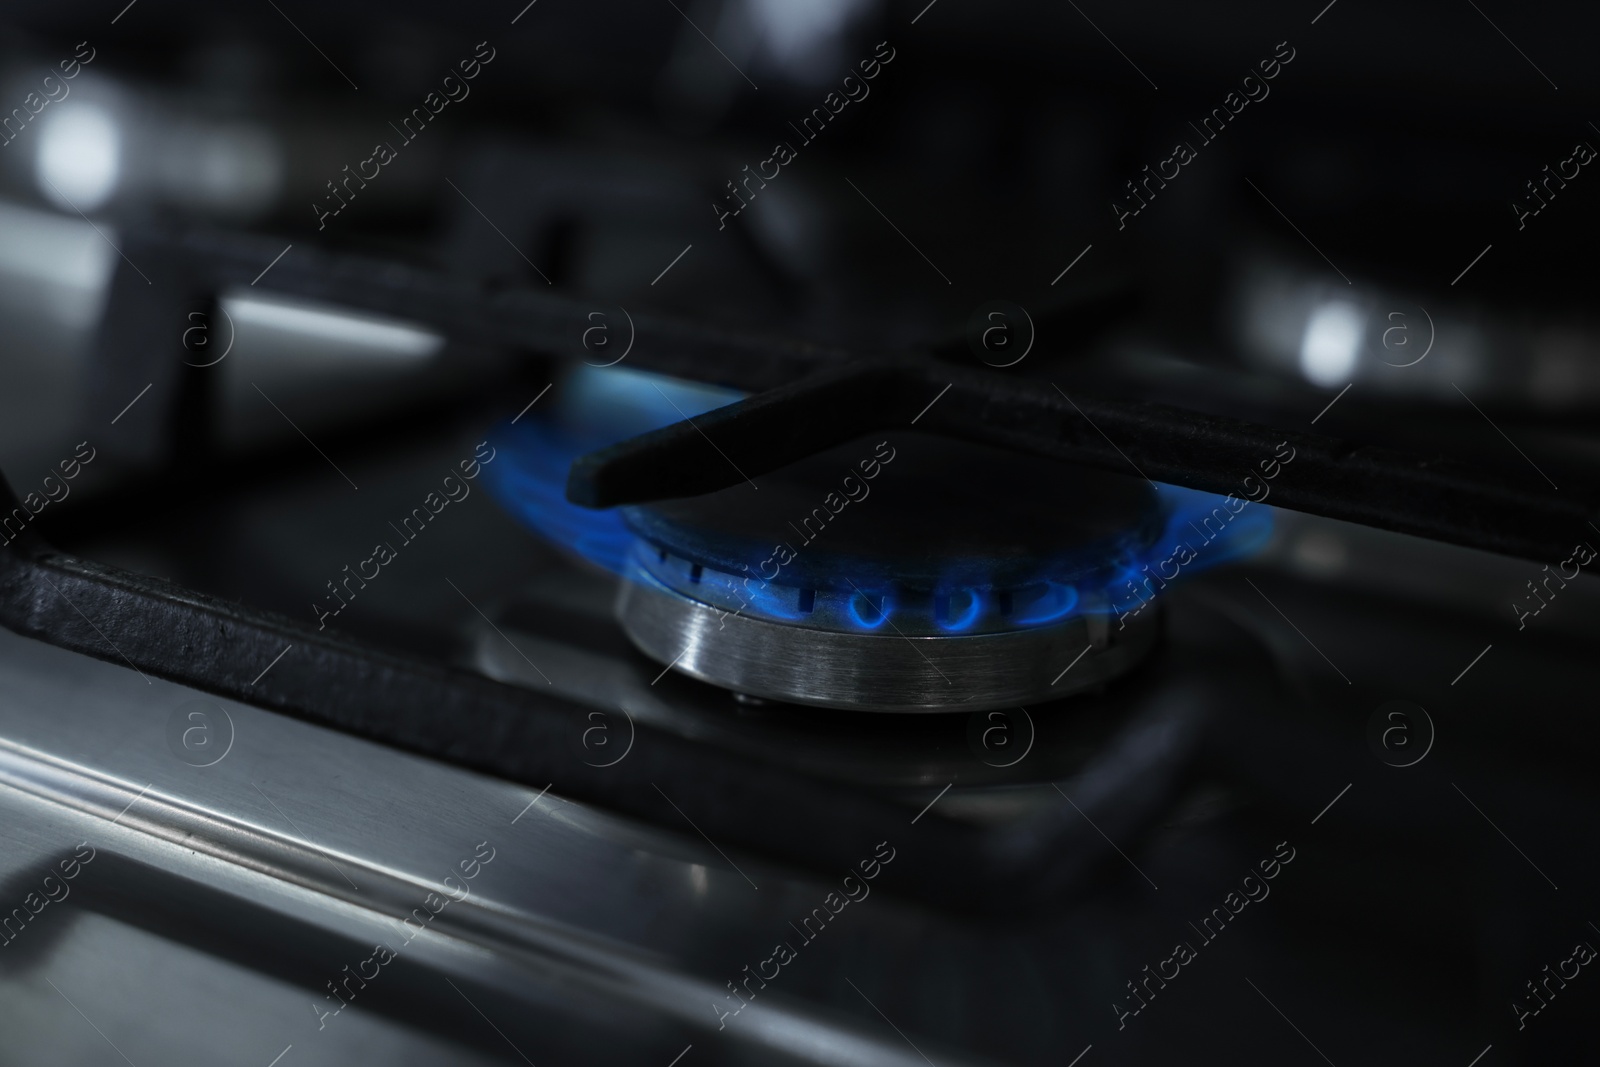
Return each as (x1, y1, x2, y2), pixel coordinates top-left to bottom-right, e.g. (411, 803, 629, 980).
(2, 2, 1600, 1066)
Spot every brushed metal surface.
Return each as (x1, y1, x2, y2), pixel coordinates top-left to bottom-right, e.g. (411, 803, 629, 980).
(0, 625, 983, 1067)
(616, 566, 1160, 712)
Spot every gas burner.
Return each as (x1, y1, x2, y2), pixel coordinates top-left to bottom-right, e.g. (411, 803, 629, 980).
(485, 378, 1274, 713)
(613, 433, 1172, 712)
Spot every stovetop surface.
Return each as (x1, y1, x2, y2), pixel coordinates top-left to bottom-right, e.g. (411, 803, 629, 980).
(3, 419, 1595, 1065)
(2, 0, 1600, 1062)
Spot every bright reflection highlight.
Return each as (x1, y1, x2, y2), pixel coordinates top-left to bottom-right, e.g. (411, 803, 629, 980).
(1298, 301, 1365, 387)
(37, 105, 121, 212)
(226, 294, 444, 359)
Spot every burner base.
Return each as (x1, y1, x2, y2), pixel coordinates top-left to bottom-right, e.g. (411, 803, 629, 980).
(615, 564, 1161, 713)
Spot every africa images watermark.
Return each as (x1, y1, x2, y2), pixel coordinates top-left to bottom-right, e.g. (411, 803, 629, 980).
(689, 439, 898, 633)
(748, 440, 896, 583)
(713, 840, 896, 1030)
(312, 441, 497, 630)
(1114, 840, 1297, 1030)
(1510, 136, 1594, 231)
(0, 40, 97, 148)
(0, 441, 98, 546)
(0, 842, 97, 949)
(166, 699, 237, 768)
(313, 40, 498, 230)
(312, 840, 496, 1030)
(1114, 440, 1296, 629)
(1113, 39, 1297, 230)
(1513, 537, 1595, 630)
(713, 40, 898, 231)
(1512, 932, 1595, 1031)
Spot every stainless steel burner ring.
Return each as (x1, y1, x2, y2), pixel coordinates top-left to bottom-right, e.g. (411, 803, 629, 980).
(615, 560, 1161, 713)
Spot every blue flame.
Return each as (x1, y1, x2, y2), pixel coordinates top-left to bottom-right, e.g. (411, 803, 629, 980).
(741, 577, 808, 621)
(487, 370, 1275, 633)
(483, 366, 743, 573)
(847, 590, 891, 630)
(936, 589, 983, 632)
(1094, 485, 1275, 620)
(1016, 582, 1080, 625)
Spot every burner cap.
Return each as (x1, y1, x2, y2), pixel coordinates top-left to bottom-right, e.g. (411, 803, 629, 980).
(622, 433, 1163, 596)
